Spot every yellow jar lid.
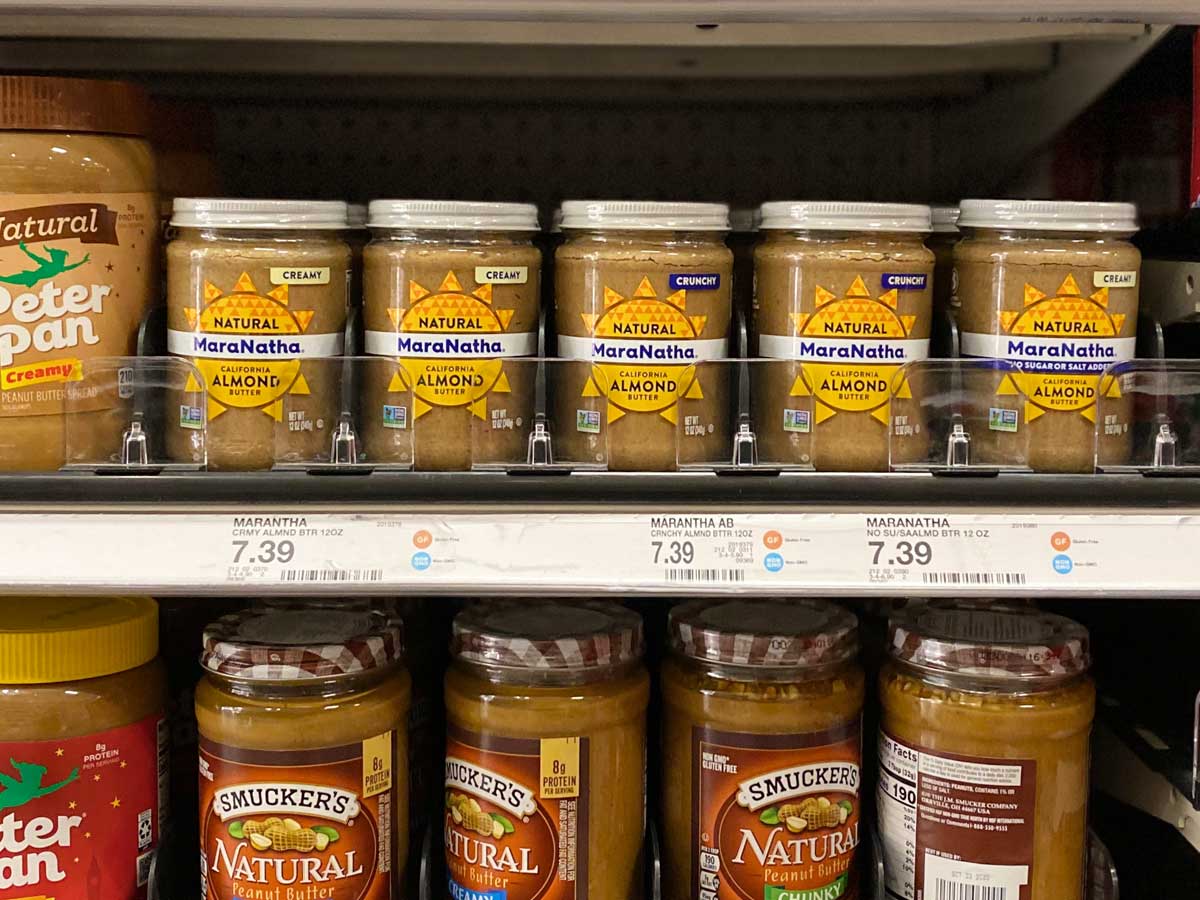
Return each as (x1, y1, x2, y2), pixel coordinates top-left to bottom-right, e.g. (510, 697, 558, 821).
(0, 596, 158, 684)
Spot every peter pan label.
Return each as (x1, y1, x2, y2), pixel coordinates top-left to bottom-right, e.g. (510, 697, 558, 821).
(169, 270, 344, 425)
(0, 192, 155, 418)
(0, 712, 166, 899)
(959, 273, 1135, 423)
(878, 730, 1036, 900)
(557, 274, 727, 427)
(365, 269, 533, 423)
(475, 266, 528, 285)
(694, 721, 861, 900)
(445, 725, 588, 900)
(199, 733, 395, 900)
(759, 275, 928, 428)
(271, 267, 330, 285)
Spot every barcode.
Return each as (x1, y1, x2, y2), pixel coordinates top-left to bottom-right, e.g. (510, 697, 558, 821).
(922, 572, 1026, 585)
(934, 879, 1007, 900)
(279, 569, 384, 582)
(665, 569, 745, 583)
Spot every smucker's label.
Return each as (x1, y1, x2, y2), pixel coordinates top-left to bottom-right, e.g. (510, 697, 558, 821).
(444, 725, 588, 900)
(557, 275, 727, 426)
(199, 732, 396, 900)
(363, 270, 536, 423)
(693, 721, 861, 900)
(0, 194, 156, 418)
(960, 273, 1135, 424)
(758, 275, 929, 429)
(0, 713, 167, 899)
(877, 730, 1036, 900)
(167, 271, 344, 424)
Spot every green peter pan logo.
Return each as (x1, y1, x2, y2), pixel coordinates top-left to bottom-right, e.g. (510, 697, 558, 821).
(0, 243, 91, 288)
(0, 759, 79, 810)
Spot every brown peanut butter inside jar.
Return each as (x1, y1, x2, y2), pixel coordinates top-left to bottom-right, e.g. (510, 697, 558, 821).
(954, 200, 1140, 473)
(166, 199, 350, 470)
(0, 76, 158, 471)
(753, 202, 934, 472)
(362, 200, 541, 470)
(554, 201, 733, 471)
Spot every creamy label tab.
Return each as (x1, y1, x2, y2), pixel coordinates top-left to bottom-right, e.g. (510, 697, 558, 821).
(474, 266, 528, 285)
(1094, 270, 1137, 288)
(270, 267, 330, 285)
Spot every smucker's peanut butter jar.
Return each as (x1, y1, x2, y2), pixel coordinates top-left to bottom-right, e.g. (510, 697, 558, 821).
(196, 606, 411, 900)
(554, 201, 733, 471)
(167, 199, 350, 470)
(662, 598, 865, 900)
(878, 603, 1095, 900)
(954, 200, 1140, 472)
(0, 76, 158, 471)
(753, 202, 934, 471)
(0, 596, 167, 900)
(362, 200, 541, 470)
(445, 600, 649, 900)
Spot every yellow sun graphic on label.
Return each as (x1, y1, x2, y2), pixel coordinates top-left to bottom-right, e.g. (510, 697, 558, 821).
(997, 274, 1125, 423)
(387, 270, 514, 420)
(581, 276, 708, 425)
(183, 271, 315, 422)
(789, 275, 916, 425)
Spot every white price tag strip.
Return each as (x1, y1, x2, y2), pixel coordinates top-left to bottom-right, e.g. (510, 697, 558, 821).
(0, 511, 1193, 593)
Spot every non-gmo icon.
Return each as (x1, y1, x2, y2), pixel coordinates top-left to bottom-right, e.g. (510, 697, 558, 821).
(1052, 554, 1073, 575)
(412, 551, 432, 571)
(764, 553, 784, 573)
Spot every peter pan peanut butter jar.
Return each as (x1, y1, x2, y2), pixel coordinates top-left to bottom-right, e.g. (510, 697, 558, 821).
(661, 598, 865, 900)
(878, 602, 1095, 900)
(444, 600, 649, 900)
(196, 606, 411, 900)
(0, 76, 158, 471)
(0, 596, 166, 900)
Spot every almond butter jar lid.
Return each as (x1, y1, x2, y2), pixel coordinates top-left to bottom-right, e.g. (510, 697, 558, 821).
(202, 607, 404, 687)
(367, 199, 539, 232)
(560, 200, 730, 232)
(888, 601, 1091, 687)
(957, 199, 1138, 236)
(171, 197, 350, 230)
(669, 598, 859, 680)
(452, 599, 645, 684)
(759, 201, 932, 233)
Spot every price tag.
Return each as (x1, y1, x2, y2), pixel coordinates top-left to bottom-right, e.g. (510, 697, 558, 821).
(647, 515, 757, 585)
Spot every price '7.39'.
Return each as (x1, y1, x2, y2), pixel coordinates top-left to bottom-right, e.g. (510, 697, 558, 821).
(869, 540, 932, 566)
(232, 539, 295, 565)
(652, 541, 694, 565)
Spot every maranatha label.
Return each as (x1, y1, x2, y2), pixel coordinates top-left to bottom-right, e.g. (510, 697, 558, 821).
(270, 267, 330, 285)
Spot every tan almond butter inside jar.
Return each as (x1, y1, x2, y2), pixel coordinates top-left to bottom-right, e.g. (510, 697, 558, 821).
(444, 600, 649, 900)
(662, 598, 865, 900)
(954, 200, 1140, 473)
(362, 200, 541, 470)
(878, 602, 1095, 900)
(195, 606, 411, 900)
(753, 202, 934, 472)
(554, 201, 733, 471)
(166, 199, 350, 470)
(0, 76, 158, 471)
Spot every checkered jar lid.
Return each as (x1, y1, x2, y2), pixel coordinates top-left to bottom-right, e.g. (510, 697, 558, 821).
(452, 600, 643, 672)
(669, 598, 859, 669)
(888, 602, 1090, 681)
(202, 607, 404, 681)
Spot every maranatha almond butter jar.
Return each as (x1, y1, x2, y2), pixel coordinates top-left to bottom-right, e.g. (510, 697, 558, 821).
(0, 76, 158, 471)
(196, 606, 411, 900)
(554, 201, 733, 471)
(166, 198, 351, 470)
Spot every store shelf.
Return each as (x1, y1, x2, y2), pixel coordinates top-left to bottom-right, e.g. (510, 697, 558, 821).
(1, 471, 1198, 596)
